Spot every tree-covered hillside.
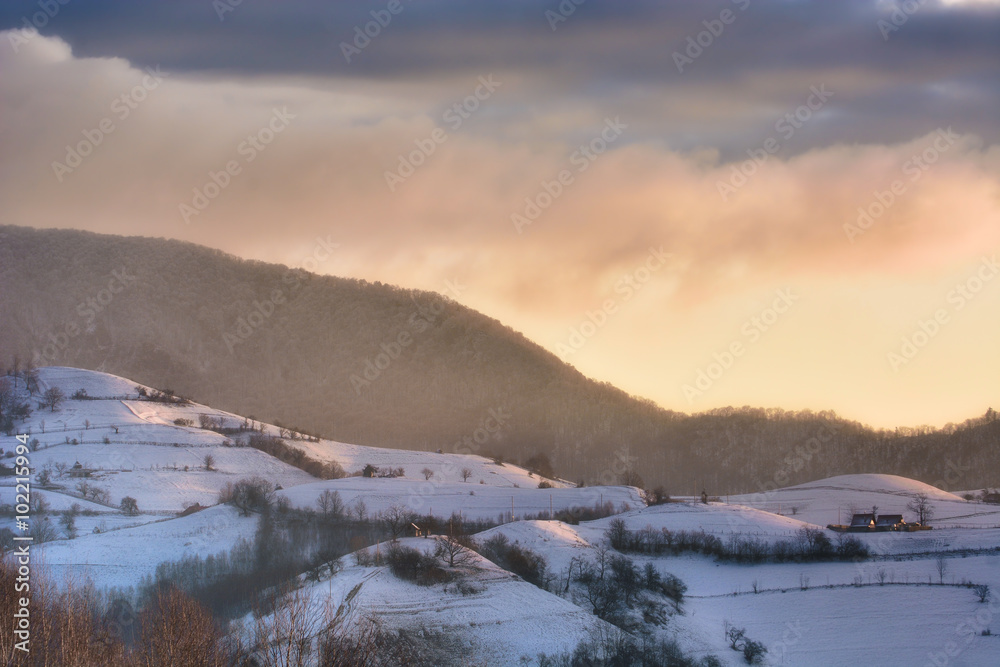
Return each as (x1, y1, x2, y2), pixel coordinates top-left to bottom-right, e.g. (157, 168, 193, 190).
(1, 225, 997, 492)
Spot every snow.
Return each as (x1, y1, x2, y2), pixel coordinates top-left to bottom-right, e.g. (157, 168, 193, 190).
(33, 367, 150, 400)
(3, 368, 999, 666)
(687, 584, 1000, 666)
(730, 473, 1000, 530)
(22, 442, 317, 511)
(278, 477, 643, 521)
(273, 434, 575, 489)
(260, 538, 615, 666)
(30, 504, 257, 591)
(2, 367, 594, 517)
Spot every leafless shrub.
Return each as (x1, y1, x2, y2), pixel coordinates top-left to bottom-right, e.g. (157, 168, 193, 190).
(219, 476, 275, 516)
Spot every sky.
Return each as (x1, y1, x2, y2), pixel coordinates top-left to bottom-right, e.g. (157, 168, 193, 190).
(1, 0, 999, 429)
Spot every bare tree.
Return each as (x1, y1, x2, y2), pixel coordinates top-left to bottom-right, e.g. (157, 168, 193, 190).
(592, 542, 612, 581)
(138, 586, 229, 666)
(203, 454, 215, 471)
(460, 467, 473, 482)
(618, 469, 644, 488)
(973, 584, 990, 603)
(381, 504, 414, 541)
(0, 378, 13, 414)
(317, 489, 344, 518)
(936, 556, 948, 584)
(434, 535, 476, 567)
(249, 587, 324, 667)
(59, 510, 77, 539)
(725, 624, 746, 650)
(40, 387, 65, 412)
(30, 517, 58, 543)
(23, 368, 39, 396)
(907, 493, 934, 525)
(30, 495, 50, 516)
(120, 496, 139, 516)
(75, 480, 92, 499)
(351, 498, 368, 521)
(421, 467, 434, 481)
(604, 518, 630, 550)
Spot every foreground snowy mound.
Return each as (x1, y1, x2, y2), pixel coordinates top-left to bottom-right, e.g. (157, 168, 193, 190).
(259, 538, 613, 666)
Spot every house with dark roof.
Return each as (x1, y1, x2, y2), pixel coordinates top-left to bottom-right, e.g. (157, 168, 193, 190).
(848, 513, 875, 531)
(875, 514, 905, 531)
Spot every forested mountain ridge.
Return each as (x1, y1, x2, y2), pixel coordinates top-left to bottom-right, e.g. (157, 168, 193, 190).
(1, 225, 997, 492)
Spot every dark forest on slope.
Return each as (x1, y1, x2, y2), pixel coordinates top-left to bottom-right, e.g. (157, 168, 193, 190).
(1, 225, 997, 492)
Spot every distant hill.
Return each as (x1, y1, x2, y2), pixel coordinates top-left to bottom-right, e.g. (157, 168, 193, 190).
(1, 225, 997, 491)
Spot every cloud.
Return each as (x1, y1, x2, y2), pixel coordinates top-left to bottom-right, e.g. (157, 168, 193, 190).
(3, 30, 999, 304)
(2, 1, 999, 155)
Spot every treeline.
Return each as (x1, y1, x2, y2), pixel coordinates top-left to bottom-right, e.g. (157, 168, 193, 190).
(605, 519, 870, 564)
(243, 433, 346, 480)
(539, 629, 722, 667)
(2, 225, 998, 492)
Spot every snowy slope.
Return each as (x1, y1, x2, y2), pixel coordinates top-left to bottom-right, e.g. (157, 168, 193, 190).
(255, 538, 615, 666)
(1, 368, 590, 517)
(30, 505, 256, 591)
(269, 432, 574, 488)
(686, 583, 1000, 666)
(278, 477, 643, 522)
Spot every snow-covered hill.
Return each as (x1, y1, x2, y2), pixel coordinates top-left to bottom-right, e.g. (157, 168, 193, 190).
(2, 368, 998, 666)
(731, 473, 1000, 529)
(2, 367, 593, 515)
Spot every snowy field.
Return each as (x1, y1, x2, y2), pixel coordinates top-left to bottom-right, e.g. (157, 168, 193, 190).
(30, 505, 256, 591)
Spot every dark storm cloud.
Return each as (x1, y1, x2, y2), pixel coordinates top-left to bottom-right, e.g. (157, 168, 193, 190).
(2, 0, 998, 154)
